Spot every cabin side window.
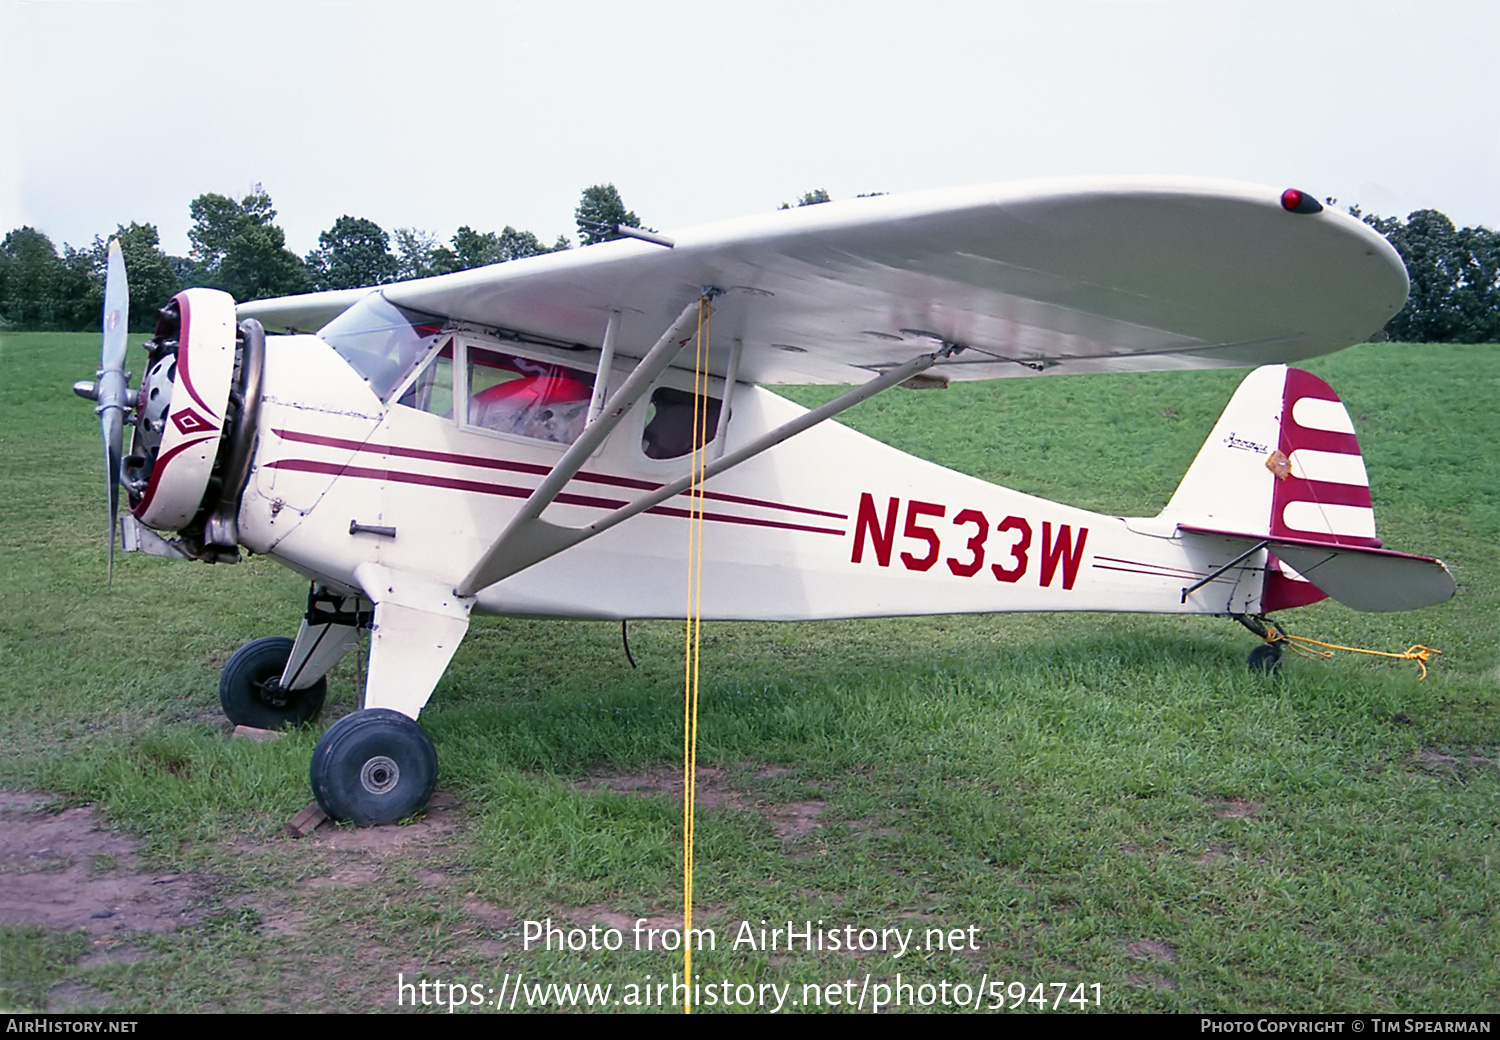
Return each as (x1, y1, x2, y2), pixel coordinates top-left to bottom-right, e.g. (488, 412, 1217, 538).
(642, 386, 722, 460)
(465, 346, 595, 446)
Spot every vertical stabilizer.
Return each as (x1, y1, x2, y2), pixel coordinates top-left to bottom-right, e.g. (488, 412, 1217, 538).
(1164, 365, 1382, 612)
(1162, 365, 1375, 546)
(1162, 365, 1286, 534)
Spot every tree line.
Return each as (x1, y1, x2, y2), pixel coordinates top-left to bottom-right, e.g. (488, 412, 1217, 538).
(1348, 207, 1500, 342)
(3, 185, 1497, 342)
(0, 182, 643, 333)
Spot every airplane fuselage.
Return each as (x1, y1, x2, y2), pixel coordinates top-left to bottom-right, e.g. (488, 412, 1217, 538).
(241, 330, 1268, 625)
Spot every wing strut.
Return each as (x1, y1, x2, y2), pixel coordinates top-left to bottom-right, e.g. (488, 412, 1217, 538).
(456, 295, 712, 595)
(711, 337, 743, 460)
(585, 310, 620, 424)
(454, 338, 963, 595)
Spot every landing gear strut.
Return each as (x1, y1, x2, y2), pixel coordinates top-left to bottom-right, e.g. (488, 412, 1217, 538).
(228, 581, 462, 826)
(218, 585, 368, 730)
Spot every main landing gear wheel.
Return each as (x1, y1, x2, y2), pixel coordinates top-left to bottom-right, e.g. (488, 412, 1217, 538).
(220, 637, 327, 729)
(1247, 642, 1284, 674)
(310, 709, 437, 826)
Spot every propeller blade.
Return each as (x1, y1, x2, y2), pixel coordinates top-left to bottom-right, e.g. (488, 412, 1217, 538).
(97, 239, 130, 585)
(101, 240, 129, 370)
(103, 405, 121, 584)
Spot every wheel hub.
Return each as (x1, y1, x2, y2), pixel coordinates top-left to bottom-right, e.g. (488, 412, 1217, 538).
(220, 636, 328, 731)
(360, 756, 401, 795)
(257, 678, 292, 709)
(311, 709, 437, 826)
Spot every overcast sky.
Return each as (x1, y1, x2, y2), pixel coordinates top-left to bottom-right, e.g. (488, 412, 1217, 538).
(3, 0, 1497, 258)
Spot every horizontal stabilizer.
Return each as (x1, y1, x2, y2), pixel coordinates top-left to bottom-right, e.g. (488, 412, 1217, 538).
(1179, 525, 1455, 613)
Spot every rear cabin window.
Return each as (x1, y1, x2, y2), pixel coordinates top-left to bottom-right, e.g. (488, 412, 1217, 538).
(642, 386, 722, 460)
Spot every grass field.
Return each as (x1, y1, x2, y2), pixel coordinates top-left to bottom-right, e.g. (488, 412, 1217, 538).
(0, 332, 1496, 1013)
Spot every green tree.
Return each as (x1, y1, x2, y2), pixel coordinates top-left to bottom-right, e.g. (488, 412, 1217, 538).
(54, 245, 102, 331)
(103, 222, 180, 330)
(393, 228, 457, 280)
(305, 215, 399, 291)
(187, 192, 246, 274)
(448, 224, 562, 270)
(1359, 207, 1500, 343)
(495, 226, 552, 262)
(0, 223, 176, 331)
(188, 185, 307, 301)
(393, 224, 564, 278)
(167, 254, 196, 285)
(575, 184, 641, 245)
(780, 188, 832, 210)
(0, 227, 64, 329)
(451, 225, 503, 269)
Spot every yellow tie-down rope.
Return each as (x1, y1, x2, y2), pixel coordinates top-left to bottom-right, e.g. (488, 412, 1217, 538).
(1264, 623, 1442, 679)
(682, 295, 712, 1013)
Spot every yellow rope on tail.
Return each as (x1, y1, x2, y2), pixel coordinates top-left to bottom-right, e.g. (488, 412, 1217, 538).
(1264, 624, 1442, 679)
(682, 296, 711, 1013)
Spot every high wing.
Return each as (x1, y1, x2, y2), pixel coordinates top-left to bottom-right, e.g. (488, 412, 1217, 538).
(239, 177, 1408, 386)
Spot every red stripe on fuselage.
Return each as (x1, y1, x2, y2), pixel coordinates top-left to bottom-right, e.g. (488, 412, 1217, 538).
(1091, 555, 1208, 579)
(1280, 427, 1363, 456)
(270, 428, 848, 521)
(265, 458, 847, 537)
(1091, 563, 1234, 584)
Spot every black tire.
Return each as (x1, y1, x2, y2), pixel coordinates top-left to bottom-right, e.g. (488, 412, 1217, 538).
(310, 709, 437, 826)
(1247, 642, 1284, 674)
(220, 636, 327, 729)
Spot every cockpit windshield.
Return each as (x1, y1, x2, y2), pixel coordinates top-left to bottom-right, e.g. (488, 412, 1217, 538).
(317, 292, 447, 400)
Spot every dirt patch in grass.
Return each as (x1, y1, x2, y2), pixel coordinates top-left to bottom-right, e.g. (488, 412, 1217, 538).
(1212, 798, 1262, 819)
(309, 790, 466, 851)
(1125, 938, 1178, 961)
(578, 766, 826, 842)
(849, 817, 901, 840)
(565, 906, 685, 934)
(1406, 746, 1497, 780)
(0, 793, 204, 935)
(1, 786, 526, 1011)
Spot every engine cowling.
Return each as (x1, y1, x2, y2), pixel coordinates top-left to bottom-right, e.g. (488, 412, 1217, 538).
(122, 288, 263, 558)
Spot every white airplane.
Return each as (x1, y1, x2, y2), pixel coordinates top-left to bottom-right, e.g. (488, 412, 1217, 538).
(75, 178, 1456, 827)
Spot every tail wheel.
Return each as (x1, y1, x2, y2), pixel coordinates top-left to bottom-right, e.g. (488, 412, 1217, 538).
(1247, 642, 1284, 674)
(220, 636, 327, 729)
(311, 709, 437, 826)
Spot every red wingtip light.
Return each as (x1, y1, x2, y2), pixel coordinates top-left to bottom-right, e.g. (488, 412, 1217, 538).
(1280, 188, 1323, 215)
